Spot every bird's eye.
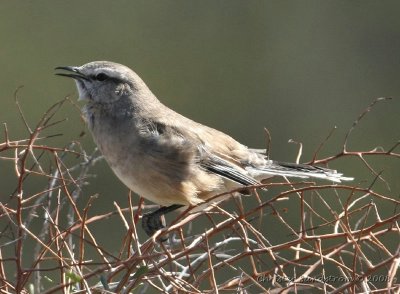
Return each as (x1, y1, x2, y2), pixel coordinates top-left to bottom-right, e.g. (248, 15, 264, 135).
(94, 73, 109, 81)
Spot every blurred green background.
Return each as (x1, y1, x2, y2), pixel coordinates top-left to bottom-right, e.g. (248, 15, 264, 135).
(1, 1, 399, 290)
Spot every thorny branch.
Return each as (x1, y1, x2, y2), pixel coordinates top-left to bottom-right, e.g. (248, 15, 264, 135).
(0, 95, 399, 293)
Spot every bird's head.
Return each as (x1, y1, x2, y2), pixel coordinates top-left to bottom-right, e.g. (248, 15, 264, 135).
(55, 61, 148, 104)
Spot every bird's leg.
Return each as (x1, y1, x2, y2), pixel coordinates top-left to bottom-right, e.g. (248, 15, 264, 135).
(142, 204, 184, 238)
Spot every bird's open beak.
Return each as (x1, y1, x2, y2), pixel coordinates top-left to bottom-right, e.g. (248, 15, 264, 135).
(55, 66, 90, 81)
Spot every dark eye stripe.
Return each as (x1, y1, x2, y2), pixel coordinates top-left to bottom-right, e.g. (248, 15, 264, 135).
(93, 73, 109, 81)
(90, 73, 122, 83)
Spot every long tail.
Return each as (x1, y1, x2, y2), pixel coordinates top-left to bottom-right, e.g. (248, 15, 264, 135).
(250, 161, 353, 183)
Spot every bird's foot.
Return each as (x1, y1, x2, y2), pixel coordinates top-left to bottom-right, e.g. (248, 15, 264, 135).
(141, 204, 185, 241)
(142, 212, 166, 239)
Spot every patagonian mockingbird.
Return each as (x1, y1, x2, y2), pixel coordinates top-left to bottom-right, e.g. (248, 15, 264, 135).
(56, 61, 352, 237)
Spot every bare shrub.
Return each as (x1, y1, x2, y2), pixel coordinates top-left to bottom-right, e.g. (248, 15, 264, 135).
(0, 94, 399, 293)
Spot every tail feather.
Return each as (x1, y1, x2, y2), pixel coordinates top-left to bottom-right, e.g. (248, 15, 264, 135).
(248, 161, 353, 183)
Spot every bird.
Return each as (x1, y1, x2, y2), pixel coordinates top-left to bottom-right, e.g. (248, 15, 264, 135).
(55, 61, 353, 237)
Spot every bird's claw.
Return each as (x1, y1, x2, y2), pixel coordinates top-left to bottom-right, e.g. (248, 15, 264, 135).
(142, 212, 167, 241)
